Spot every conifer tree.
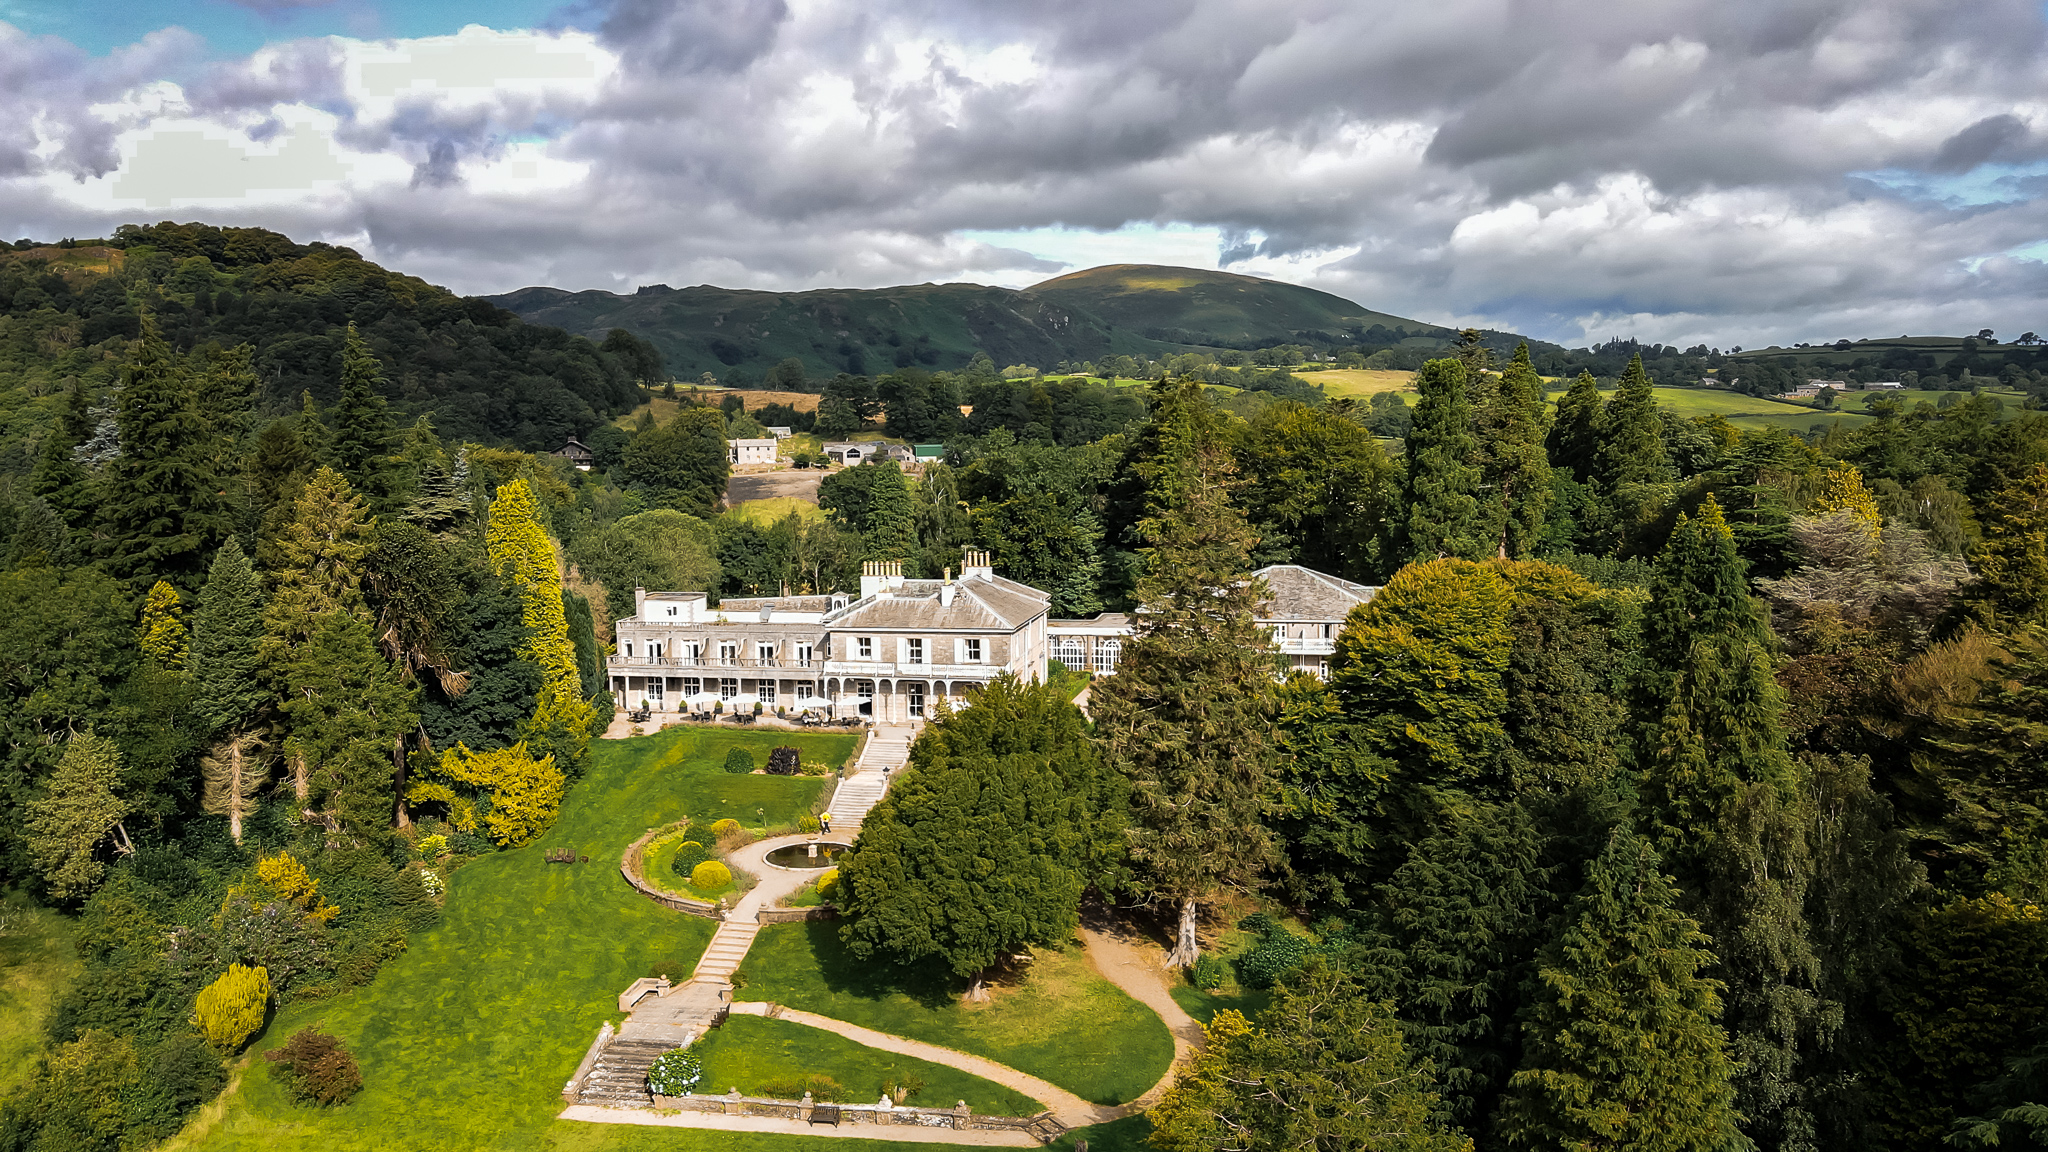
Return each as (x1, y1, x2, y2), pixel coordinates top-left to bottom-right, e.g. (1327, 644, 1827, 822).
(1640, 498, 1767, 691)
(1499, 828, 1739, 1152)
(259, 467, 374, 682)
(97, 313, 231, 594)
(1969, 463, 2048, 626)
(1591, 354, 1672, 544)
(136, 581, 187, 671)
(862, 461, 919, 565)
(487, 480, 596, 776)
(189, 539, 268, 734)
(29, 379, 94, 545)
(1480, 343, 1552, 559)
(1400, 358, 1484, 563)
(328, 324, 403, 510)
(1545, 371, 1604, 483)
(840, 675, 1126, 994)
(1093, 380, 1278, 967)
(278, 610, 417, 842)
(201, 731, 266, 845)
(25, 732, 133, 899)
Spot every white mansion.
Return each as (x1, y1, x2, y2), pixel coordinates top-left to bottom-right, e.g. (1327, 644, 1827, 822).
(606, 552, 1378, 724)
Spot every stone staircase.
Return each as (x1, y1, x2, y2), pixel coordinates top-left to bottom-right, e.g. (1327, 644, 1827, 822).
(692, 921, 758, 981)
(574, 1035, 672, 1107)
(833, 726, 913, 834)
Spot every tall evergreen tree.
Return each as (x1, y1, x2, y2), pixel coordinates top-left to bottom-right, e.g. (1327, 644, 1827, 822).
(97, 313, 231, 594)
(1499, 827, 1740, 1152)
(1591, 354, 1672, 546)
(188, 540, 268, 736)
(1092, 380, 1278, 967)
(487, 479, 597, 778)
(1641, 498, 1768, 694)
(29, 379, 95, 546)
(1400, 358, 1484, 563)
(260, 467, 374, 802)
(1480, 343, 1552, 559)
(328, 325, 403, 511)
(839, 676, 1126, 994)
(24, 732, 132, 900)
(1968, 462, 2048, 627)
(278, 610, 417, 843)
(861, 461, 919, 566)
(1546, 371, 1604, 484)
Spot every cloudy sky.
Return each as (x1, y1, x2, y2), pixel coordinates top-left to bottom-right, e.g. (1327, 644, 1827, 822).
(6, 0, 2048, 348)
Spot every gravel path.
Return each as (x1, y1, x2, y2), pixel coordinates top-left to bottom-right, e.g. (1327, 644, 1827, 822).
(1078, 918, 1204, 1112)
(558, 1103, 1040, 1145)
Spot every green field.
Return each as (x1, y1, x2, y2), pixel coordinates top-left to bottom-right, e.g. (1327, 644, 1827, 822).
(730, 497, 826, 526)
(0, 901, 79, 1097)
(180, 727, 866, 1152)
(690, 1014, 1043, 1114)
(733, 922, 1174, 1107)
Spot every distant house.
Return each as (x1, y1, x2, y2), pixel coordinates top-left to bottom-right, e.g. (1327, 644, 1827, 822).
(1807, 379, 1850, 391)
(728, 439, 777, 466)
(554, 438, 594, 470)
(764, 426, 794, 439)
(912, 443, 945, 463)
(1699, 376, 1732, 389)
(1865, 381, 1905, 390)
(824, 441, 890, 465)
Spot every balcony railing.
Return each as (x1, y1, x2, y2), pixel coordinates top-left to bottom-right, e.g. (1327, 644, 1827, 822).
(609, 655, 817, 670)
(1275, 638, 1336, 655)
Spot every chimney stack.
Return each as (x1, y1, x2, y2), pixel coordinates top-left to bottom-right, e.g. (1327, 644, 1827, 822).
(940, 567, 955, 606)
(860, 559, 905, 600)
(961, 549, 993, 580)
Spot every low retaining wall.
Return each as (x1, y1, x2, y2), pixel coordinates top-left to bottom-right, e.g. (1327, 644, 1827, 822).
(646, 1090, 1062, 1137)
(620, 825, 726, 920)
(756, 905, 838, 924)
(562, 1022, 614, 1104)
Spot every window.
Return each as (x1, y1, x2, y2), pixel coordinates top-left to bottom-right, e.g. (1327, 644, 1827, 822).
(1323, 623, 1332, 639)
(649, 641, 664, 660)
(666, 605, 677, 617)
(796, 643, 814, 667)
(684, 642, 701, 663)
(857, 637, 874, 659)
(647, 678, 665, 701)
(622, 640, 635, 658)
(760, 682, 777, 705)
(682, 677, 702, 696)
(1093, 638, 1121, 674)
(962, 638, 983, 663)
(757, 643, 776, 665)
(719, 678, 738, 700)
(1053, 638, 1084, 667)
(908, 682, 926, 718)
(718, 642, 738, 666)
(796, 681, 816, 700)
(907, 638, 925, 665)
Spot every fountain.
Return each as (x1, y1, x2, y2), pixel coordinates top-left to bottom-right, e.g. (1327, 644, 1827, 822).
(764, 842, 851, 869)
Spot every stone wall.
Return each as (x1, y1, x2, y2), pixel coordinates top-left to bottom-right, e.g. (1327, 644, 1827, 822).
(561, 1022, 613, 1103)
(644, 1089, 1063, 1136)
(620, 825, 726, 920)
(755, 905, 838, 924)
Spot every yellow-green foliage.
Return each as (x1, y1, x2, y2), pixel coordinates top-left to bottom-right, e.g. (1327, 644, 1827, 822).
(1812, 465, 1883, 535)
(486, 479, 596, 760)
(192, 963, 270, 1052)
(256, 851, 337, 924)
(137, 580, 186, 669)
(709, 818, 743, 838)
(816, 867, 840, 903)
(429, 741, 566, 847)
(691, 859, 733, 891)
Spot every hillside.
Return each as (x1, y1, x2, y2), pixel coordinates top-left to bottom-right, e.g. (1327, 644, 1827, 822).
(488, 263, 1476, 383)
(1023, 263, 1436, 346)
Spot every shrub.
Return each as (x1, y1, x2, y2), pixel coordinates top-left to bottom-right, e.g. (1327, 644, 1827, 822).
(709, 818, 742, 838)
(415, 834, 448, 859)
(800, 760, 831, 776)
(192, 964, 270, 1052)
(761, 1073, 846, 1100)
(646, 1049, 703, 1096)
(417, 868, 444, 898)
(815, 867, 840, 903)
(690, 860, 733, 891)
(669, 841, 710, 877)
(766, 746, 800, 775)
(1190, 954, 1229, 991)
(264, 1027, 362, 1106)
(448, 828, 493, 855)
(1235, 926, 1313, 989)
(798, 815, 820, 833)
(722, 747, 755, 774)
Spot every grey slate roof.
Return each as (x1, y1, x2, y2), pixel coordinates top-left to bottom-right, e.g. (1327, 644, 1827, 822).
(714, 595, 836, 614)
(824, 577, 1048, 632)
(1254, 564, 1379, 621)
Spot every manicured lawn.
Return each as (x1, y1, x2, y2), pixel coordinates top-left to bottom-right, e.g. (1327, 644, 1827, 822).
(181, 726, 858, 1152)
(734, 922, 1174, 1107)
(0, 900, 79, 1096)
(690, 1014, 1043, 1114)
(1169, 984, 1274, 1028)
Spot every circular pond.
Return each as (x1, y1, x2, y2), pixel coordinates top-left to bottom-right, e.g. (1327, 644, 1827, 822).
(764, 842, 851, 870)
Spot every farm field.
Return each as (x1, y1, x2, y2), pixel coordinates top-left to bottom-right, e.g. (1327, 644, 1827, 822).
(179, 726, 862, 1152)
(729, 496, 826, 525)
(1301, 368, 1419, 397)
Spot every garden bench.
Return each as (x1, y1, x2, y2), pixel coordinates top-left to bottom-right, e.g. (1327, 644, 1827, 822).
(809, 1103, 841, 1127)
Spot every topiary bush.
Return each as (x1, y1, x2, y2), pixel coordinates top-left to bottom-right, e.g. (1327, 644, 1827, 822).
(815, 867, 840, 904)
(723, 747, 755, 774)
(646, 1048, 703, 1096)
(191, 964, 270, 1052)
(709, 818, 742, 839)
(264, 1027, 362, 1106)
(691, 860, 733, 891)
(669, 841, 710, 878)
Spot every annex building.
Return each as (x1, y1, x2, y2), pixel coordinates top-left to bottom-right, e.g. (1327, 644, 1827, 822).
(607, 555, 1378, 723)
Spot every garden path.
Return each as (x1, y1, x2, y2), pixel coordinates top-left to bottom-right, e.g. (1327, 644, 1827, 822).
(556, 1104, 1040, 1146)
(1077, 918, 1204, 1112)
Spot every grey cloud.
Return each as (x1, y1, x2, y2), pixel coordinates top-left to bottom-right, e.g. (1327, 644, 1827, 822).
(1934, 114, 2037, 172)
(598, 0, 789, 73)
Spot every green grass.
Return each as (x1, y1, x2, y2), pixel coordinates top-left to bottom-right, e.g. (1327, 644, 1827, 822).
(640, 833, 738, 901)
(183, 726, 860, 1152)
(730, 497, 825, 526)
(689, 1014, 1043, 1114)
(1169, 985, 1273, 1028)
(0, 900, 80, 1096)
(734, 922, 1174, 1107)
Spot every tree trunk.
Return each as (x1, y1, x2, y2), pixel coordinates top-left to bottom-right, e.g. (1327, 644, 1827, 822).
(1163, 897, 1200, 969)
(392, 732, 411, 831)
(291, 750, 309, 800)
(965, 970, 989, 1003)
(225, 736, 245, 844)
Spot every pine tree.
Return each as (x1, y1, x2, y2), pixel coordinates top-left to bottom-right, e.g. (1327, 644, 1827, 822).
(136, 581, 186, 670)
(862, 462, 919, 565)
(259, 467, 374, 685)
(1546, 371, 1604, 483)
(278, 610, 417, 842)
(1499, 828, 1739, 1152)
(1481, 343, 1552, 559)
(1149, 960, 1472, 1152)
(189, 539, 268, 734)
(1400, 358, 1484, 563)
(487, 480, 596, 777)
(1641, 497, 1767, 690)
(1093, 380, 1278, 967)
(24, 732, 133, 899)
(97, 313, 231, 594)
(1970, 463, 2048, 626)
(328, 324, 403, 511)
(840, 676, 1126, 992)
(1591, 354, 1672, 545)
(28, 379, 94, 546)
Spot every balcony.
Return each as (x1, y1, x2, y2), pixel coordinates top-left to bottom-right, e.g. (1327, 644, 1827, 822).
(818, 659, 1004, 681)
(608, 655, 819, 672)
(1275, 638, 1336, 656)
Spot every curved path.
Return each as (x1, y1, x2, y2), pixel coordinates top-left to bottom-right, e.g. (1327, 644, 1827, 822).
(1078, 919, 1204, 1114)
